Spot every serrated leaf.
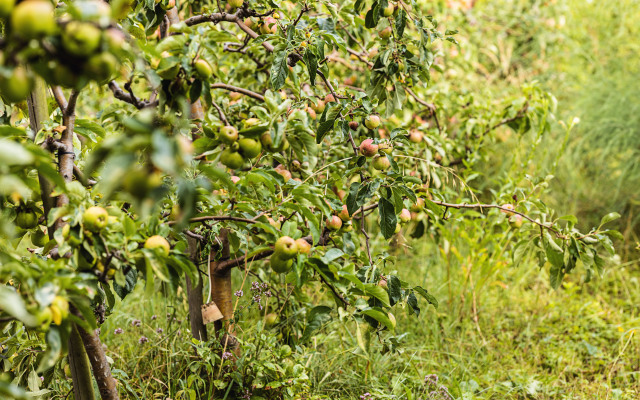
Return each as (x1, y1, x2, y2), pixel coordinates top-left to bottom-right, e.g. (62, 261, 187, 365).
(378, 197, 397, 239)
(413, 286, 438, 309)
(270, 49, 289, 90)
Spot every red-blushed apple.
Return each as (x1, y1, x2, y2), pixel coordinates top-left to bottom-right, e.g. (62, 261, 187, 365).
(324, 93, 336, 103)
(338, 204, 351, 221)
(501, 203, 515, 215)
(383, 3, 394, 16)
(260, 17, 277, 35)
(359, 138, 379, 157)
(326, 215, 343, 231)
(409, 129, 423, 143)
(295, 238, 311, 254)
(509, 214, 524, 228)
(410, 197, 425, 212)
(379, 26, 392, 39)
(399, 208, 411, 223)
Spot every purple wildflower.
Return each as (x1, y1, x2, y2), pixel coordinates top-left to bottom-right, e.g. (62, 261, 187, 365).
(131, 319, 141, 327)
(151, 315, 157, 320)
(114, 328, 124, 335)
(156, 328, 163, 334)
(222, 351, 233, 360)
(234, 290, 244, 297)
(138, 336, 148, 344)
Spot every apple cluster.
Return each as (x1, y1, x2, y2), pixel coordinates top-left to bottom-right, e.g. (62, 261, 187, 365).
(0, 0, 125, 103)
(270, 235, 311, 273)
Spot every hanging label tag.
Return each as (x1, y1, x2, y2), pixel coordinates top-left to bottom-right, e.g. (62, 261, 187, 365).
(201, 301, 223, 325)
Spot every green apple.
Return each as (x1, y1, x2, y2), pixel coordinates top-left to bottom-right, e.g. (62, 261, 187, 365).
(326, 215, 343, 231)
(270, 254, 293, 273)
(410, 198, 425, 212)
(220, 149, 244, 169)
(310, 99, 325, 113)
(10, 0, 57, 39)
(364, 115, 381, 129)
(62, 21, 102, 57)
(265, 312, 279, 326)
(238, 138, 262, 158)
(15, 209, 38, 229)
(295, 238, 311, 254)
(0, 0, 15, 17)
(274, 236, 298, 259)
(382, 3, 394, 16)
(359, 138, 378, 157)
(372, 154, 391, 171)
(509, 214, 524, 228)
(52, 62, 83, 89)
(0, 66, 33, 103)
(194, 59, 212, 80)
(144, 235, 171, 256)
(32, 228, 48, 247)
(83, 206, 108, 232)
(378, 141, 393, 154)
(218, 125, 238, 144)
(85, 52, 119, 83)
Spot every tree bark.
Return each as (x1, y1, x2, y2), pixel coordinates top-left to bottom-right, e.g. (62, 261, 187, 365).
(186, 237, 207, 341)
(68, 324, 96, 400)
(76, 324, 119, 400)
(209, 229, 239, 352)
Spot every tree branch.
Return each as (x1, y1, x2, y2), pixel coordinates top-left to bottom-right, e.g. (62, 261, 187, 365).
(211, 83, 265, 101)
(108, 81, 158, 109)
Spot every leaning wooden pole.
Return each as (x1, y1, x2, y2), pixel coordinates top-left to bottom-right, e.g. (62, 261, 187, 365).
(186, 237, 207, 341)
(209, 229, 239, 353)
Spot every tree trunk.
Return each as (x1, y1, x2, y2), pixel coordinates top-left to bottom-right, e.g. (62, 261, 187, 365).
(76, 324, 119, 400)
(68, 325, 96, 400)
(209, 230, 239, 352)
(186, 237, 207, 341)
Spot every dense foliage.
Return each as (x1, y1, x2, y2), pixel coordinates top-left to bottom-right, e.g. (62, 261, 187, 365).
(0, 0, 624, 398)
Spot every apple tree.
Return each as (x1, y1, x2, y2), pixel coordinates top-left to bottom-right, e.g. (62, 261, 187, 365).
(0, 0, 621, 398)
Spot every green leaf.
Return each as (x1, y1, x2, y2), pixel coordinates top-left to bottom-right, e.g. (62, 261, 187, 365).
(395, 9, 407, 38)
(271, 49, 289, 91)
(316, 104, 343, 144)
(304, 50, 317, 86)
(413, 286, 438, 309)
(361, 308, 395, 331)
(599, 212, 621, 227)
(346, 182, 362, 215)
(301, 305, 332, 342)
(0, 139, 34, 165)
(378, 197, 397, 239)
(363, 283, 390, 307)
(0, 286, 39, 327)
(387, 275, 402, 305)
(544, 233, 564, 268)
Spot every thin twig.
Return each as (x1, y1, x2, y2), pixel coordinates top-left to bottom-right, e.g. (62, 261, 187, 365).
(211, 83, 265, 101)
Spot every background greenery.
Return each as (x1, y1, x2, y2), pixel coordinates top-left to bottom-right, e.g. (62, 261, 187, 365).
(41, 0, 640, 398)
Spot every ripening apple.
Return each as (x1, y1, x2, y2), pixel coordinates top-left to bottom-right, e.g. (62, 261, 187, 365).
(409, 129, 423, 143)
(372, 154, 391, 171)
(399, 208, 411, 223)
(378, 141, 393, 154)
(0, 66, 33, 104)
(410, 197, 425, 212)
(265, 312, 279, 326)
(310, 99, 325, 113)
(364, 115, 381, 129)
(378, 26, 392, 39)
(324, 93, 336, 103)
(218, 125, 239, 144)
(0, 0, 15, 17)
(144, 235, 171, 256)
(338, 205, 351, 222)
(383, 3, 394, 16)
(274, 236, 298, 259)
(220, 149, 244, 169)
(83, 206, 109, 232)
(359, 138, 379, 157)
(238, 138, 262, 158)
(326, 215, 343, 231)
(509, 214, 524, 229)
(307, 107, 317, 120)
(277, 168, 292, 182)
(194, 59, 213, 80)
(378, 278, 388, 289)
(349, 121, 359, 131)
(501, 203, 515, 215)
(62, 22, 102, 57)
(341, 220, 353, 232)
(295, 238, 311, 254)
(10, 0, 57, 39)
(260, 17, 277, 35)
